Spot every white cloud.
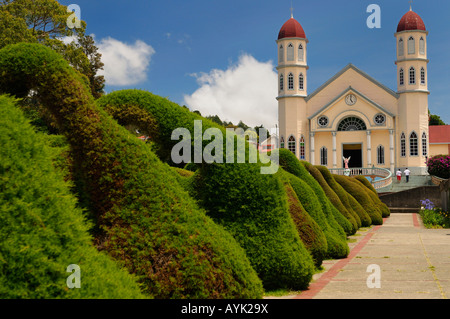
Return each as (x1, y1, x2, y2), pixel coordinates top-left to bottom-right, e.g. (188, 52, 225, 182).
(97, 37, 155, 86)
(184, 54, 278, 129)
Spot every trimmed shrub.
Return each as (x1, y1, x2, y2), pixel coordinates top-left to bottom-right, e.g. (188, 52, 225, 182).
(97, 89, 315, 290)
(0, 43, 264, 299)
(278, 171, 328, 267)
(308, 165, 358, 235)
(353, 176, 390, 218)
(278, 149, 349, 259)
(426, 155, 450, 179)
(333, 175, 383, 225)
(0, 95, 145, 299)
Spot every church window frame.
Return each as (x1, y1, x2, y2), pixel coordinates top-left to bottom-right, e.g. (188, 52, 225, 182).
(288, 135, 296, 155)
(318, 116, 329, 128)
(298, 44, 304, 62)
(399, 68, 404, 86)
(419, 37, 425, 55)
(374, 113, 386, 126)
(320, 147, 328, 166)
(408, 36, 415, 55)
(279, 45, 284, 63)
(422, 132, 428, 156)
(398, 38, 404, 56)
(280, 136, 285, 149)
(401, 132, 406, 157)
(288, 72, 294, 90)
(299, 73, 304, 91)
(377, 145, 385, 165)
(300, 135, 306, 160)
(409, 67, 416, 85)
(337, 116, 367, 131)
(279, 73, 284, 91)
(287, 43, 295, 61)
(409, 131, 419, 157)
(420, 67, 426, 85)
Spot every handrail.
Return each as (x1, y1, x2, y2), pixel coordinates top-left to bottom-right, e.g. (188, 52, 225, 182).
(329, 167, 393, 190)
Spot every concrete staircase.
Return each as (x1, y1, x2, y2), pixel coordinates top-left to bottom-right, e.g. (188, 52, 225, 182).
(377, 175, 432, 194)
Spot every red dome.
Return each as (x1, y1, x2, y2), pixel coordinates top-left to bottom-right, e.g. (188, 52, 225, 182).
(278, 17, 306, 40)
(397, 10, 426, 32)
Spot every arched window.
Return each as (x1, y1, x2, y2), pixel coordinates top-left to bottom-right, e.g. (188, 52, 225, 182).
(298, 44, 304, 62)
(400, 132, 406, 157)
(288, 135, 296, 155)
(279, 74, 284, 91)
(300, 135, 305, 160)
(399, 68, 404, 86)
(398, 38, 404, 56)
(337, 117, 367, 131)
(279, 45, 284, 63)
(287, 43, 294, 61)
(288, 73, 294, 90)
(320, 147, 328, 166)
(422, 132, 428, 156)
(377, 145, 385, 165)
(409, 67, 415, 85)
(299, 73, 304, 90)
(410, 132, 418, 156)
(421, 67, 426, 85)
(280, 136, 285, 149)
(419, 37, 425, 55)
(408, 36, 415, 54)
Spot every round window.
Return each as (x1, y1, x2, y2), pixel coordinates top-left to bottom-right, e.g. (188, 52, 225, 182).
(318, 116, 329, 128)
(374, 114, 386, 125)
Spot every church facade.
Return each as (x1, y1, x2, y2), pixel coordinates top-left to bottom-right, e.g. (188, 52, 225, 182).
(277, 9, 430, 175)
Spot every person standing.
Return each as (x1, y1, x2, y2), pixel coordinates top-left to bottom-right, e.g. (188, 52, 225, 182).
(396, 169, 402, 182)
(404, 168, 411, 183)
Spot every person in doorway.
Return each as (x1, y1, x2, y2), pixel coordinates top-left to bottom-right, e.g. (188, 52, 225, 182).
(404, 168, 411, 183)
(396, 169, 402, 182)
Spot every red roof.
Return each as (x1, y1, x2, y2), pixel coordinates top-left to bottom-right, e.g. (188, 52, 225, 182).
(278, 17, 306, 40)
(397, 10, 426, 32)
(429, 126, 450, 144)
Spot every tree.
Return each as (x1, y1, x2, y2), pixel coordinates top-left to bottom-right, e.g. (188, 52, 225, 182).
(0, 0, 105, 98)
(429, 114, 446, 126)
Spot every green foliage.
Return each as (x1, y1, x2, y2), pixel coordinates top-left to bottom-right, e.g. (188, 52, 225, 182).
(308, 165, 358, 235)
(429, 114, 446, 126)
(0, 95, 146, 299)
(333, 175, 383, 225)
(278, 149, 349, 259)
(353, 176, 390, 218)
(0, 43, 264, 299)
(97, 89, 315, 291)
(315, 166, 362, 228)
(427, 155, 450, 179)
(279, 171, 328, 267)
(419, 209, 450, 229)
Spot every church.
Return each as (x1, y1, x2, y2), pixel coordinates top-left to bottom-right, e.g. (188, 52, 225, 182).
(276, 7, 433, 175)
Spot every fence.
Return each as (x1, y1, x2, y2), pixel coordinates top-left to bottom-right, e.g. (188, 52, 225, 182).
(329, 167, 393, 190)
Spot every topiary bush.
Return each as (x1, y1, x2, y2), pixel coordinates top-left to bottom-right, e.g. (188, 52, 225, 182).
(278, 170, 328, 267)
(278, 149, 349, 259)
(0, 43, 264, 299)
(0, 95, 146, 299)
(353, 176, 390, 218)
(333, 175, 383, 225)
(96, 89, 315, 291)
(315, 166, 362, 228)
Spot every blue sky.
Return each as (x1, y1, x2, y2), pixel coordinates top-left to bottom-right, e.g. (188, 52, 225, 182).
(59, 0, 450, 128)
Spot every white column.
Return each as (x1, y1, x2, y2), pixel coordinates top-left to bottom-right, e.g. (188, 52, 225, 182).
(366, 130, 372, 167)
(310, 132, 315, 165)
(389, 129, 395, 173)
(332, 131, 337, 168)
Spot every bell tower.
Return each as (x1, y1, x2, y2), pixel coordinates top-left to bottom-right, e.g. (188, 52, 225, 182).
(277, 12, 309, 160)
(395, 7, 429, 174)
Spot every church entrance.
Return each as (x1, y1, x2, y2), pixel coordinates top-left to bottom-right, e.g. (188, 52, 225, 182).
(343, 144, 362, 168)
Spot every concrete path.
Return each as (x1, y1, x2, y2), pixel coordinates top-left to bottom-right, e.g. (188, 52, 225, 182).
(285, 213, 450, 299)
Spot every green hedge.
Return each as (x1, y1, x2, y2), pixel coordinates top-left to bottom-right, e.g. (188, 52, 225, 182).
(333, 175, 383, 225)
(353, 176, 390, 218)
(0, 95, 145, 299)
(315, 166, 362, 228)
(0, 43, 264, 299)
(278, 149, 349, 259)
(97, 89, 315, 290)
(278, 171, 328, 267)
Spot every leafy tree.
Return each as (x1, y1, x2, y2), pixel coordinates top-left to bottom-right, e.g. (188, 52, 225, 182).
(429, 114, 446, 126)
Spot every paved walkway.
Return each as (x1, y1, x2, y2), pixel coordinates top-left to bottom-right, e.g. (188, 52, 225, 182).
(273, 213, 450, 299)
